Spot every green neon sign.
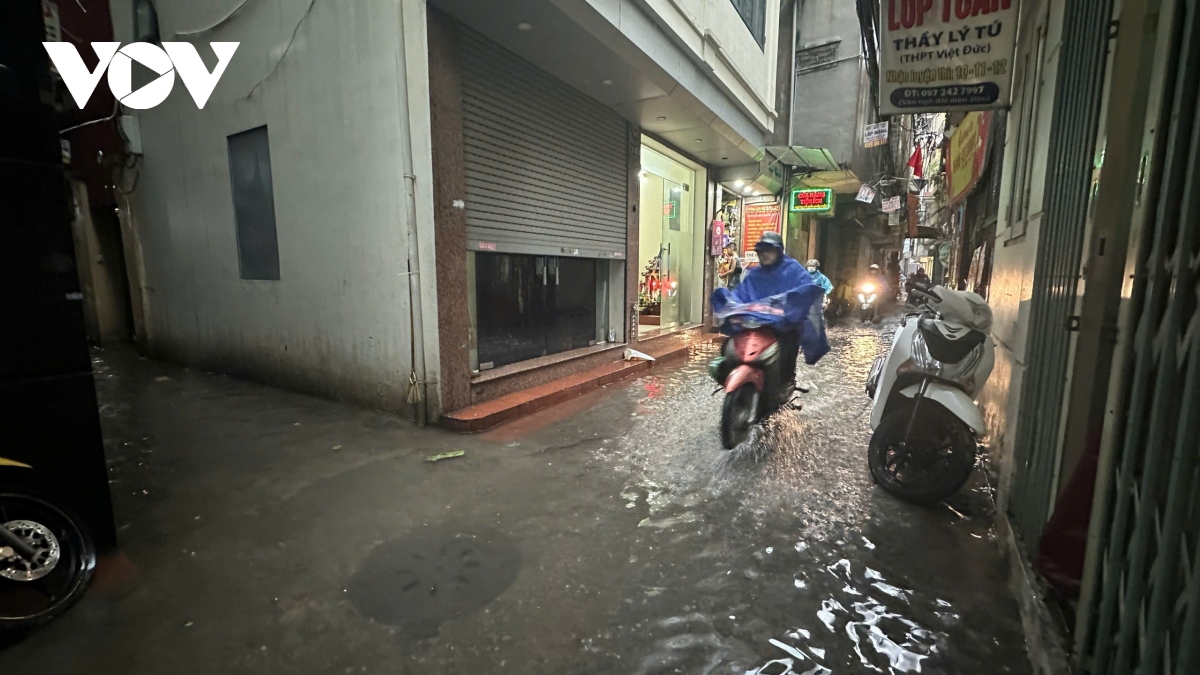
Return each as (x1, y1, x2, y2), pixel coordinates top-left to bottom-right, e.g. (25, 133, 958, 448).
(789, 188, 834, 213)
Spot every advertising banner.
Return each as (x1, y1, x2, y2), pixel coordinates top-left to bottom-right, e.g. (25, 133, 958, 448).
(864, 122, 889, 147)
(878, 0, 1020, 115)
(741, 202, 782, 253)
(947, 111, 992, 203)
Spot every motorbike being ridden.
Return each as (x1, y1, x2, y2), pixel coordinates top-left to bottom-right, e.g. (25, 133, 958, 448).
(708, 233, 829, 449)
(856, 279, 883, 323)
(864, 285, 994, 504)
(0, 457, 96, 630)
(708, 290, 825, 449)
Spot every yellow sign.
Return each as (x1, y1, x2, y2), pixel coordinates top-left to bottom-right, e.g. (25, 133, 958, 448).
(948, 112, 990, 204)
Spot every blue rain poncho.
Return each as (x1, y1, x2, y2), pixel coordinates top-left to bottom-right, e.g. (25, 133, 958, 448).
(711, 255, 831, 365)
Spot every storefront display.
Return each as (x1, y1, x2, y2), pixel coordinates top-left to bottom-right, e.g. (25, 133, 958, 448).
(637, 142, 705, 332)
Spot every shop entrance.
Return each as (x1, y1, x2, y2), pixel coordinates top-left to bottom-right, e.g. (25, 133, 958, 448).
(637, 143, 703, 336)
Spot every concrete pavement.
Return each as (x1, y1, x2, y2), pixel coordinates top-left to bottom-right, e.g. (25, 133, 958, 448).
(0, 318, 1031, 674)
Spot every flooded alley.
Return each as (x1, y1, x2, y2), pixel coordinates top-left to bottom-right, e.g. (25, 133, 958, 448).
(0, 319, 1030, 674)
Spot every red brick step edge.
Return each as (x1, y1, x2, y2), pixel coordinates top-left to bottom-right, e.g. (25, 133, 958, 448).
(441, 336, 720, 433)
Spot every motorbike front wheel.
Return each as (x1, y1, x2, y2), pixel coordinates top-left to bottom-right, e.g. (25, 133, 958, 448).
(720, 385, 758, 450)
(0, 491, 96, 630)
(868, 404, 976, 505)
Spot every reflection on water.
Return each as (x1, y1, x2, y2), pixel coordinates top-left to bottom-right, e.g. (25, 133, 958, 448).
(582, 319, 1028, 674)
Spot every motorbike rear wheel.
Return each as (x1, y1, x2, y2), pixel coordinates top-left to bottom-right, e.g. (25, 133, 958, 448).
(868, 404, 976, 505)
(720, 385, 758, 450)
(0, 491, 96, 630)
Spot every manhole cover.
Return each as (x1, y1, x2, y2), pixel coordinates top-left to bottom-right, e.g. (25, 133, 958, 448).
(348, 526, 521, 628)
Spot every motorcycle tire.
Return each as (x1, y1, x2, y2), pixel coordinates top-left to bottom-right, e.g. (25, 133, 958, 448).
(867, 404, 977, 505)
(0, 490, 96, 631)
(720, 385, 758, 450)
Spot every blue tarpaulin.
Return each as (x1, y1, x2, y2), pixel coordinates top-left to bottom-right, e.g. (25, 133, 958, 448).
(711, 256, 830, 365)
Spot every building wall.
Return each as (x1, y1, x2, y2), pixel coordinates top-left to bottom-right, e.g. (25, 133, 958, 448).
(565, 0, 780, 141)
(791, 0, 864, 163)
(975, 0, 1065, 497)
(110, 0, 439, 417)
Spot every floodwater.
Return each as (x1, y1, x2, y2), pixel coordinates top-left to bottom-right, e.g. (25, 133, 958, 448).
(0, 317, 1030, 674)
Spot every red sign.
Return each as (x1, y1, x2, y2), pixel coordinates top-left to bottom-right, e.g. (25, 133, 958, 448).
(742, 202, 781, 252)
(711, 219, 726, 256)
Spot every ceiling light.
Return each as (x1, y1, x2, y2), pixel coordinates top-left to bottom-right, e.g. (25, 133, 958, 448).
(734, 180, 745, 188)
(656, 116, 667, 121)
(517, 22, 533, 31)
(602, 79, 613, 86)
(694, 138, 703, 144)
(743, 187, 752, 194)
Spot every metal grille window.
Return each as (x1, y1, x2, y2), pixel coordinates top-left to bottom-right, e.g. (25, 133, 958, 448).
(730, 0, 766, 48)
(1008, 0, 1113, 549)
(227, 126, 280, 281)
(1079, 0, 1200, 671)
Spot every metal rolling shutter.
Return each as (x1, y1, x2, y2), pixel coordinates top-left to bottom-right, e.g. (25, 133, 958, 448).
(1009, 0, 1114, 544)
(459, 28, 629, 260)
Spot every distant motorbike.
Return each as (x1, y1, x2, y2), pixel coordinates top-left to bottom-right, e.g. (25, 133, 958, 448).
(0, 457, 96, 630)
(857, 281, 883, 324)
(825, 283, 853, 321)
(905, 277, 933, 308)
(864, 286, 995, 504)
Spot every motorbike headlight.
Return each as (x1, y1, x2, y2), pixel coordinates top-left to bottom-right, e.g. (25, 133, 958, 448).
(861, 283, 876, 294)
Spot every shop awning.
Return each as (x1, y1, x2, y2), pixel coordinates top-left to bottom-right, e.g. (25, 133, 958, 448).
(793, 169, 862, 195)
(764, 146, 841, 172)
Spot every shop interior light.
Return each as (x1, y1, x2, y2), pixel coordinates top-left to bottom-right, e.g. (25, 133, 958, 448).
(734, 180, 745, 188)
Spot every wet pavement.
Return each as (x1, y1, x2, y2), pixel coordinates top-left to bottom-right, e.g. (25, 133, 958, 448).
(0, 316, 1031, 674)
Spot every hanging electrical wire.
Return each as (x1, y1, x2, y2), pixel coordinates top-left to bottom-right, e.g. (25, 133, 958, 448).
(174, 0, 252, 38)
(243, 0, 318, 100)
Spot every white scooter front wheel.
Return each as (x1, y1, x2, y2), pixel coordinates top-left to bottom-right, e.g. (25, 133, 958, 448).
(868, 402, 976, 505)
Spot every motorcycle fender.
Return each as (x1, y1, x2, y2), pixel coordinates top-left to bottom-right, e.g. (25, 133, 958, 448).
(898, 382, 985, 436)
(725, 364, 765, 394)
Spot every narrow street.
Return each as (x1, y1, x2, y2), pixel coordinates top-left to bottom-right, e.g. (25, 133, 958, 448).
(0, 318, 1029, 675)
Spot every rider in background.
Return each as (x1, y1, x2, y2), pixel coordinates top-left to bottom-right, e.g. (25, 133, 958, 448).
(806, 259, 833, 296)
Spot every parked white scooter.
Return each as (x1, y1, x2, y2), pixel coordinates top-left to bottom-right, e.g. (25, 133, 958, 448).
(864, 286, 994, 504)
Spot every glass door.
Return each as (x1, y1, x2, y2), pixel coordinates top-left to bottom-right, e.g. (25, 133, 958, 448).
(659, 179, 684, 327)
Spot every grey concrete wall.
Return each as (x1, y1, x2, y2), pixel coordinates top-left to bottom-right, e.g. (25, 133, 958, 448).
(791, 0, 865, 165)
(109, 0, 432, 416)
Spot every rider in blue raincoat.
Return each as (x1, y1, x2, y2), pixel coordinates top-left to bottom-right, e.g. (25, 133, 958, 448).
(711, 231, 831, 384)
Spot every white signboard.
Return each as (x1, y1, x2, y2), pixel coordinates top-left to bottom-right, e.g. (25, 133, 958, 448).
(856, 185, 877, 203)
(878, 0, 1020, 115)
(864, 122, 889, 147)
(882, 195, 902, 213)
(889, 211, 900, 228)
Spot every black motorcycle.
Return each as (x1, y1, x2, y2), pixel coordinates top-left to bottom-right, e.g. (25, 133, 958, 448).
(0, 457, 96, 630)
